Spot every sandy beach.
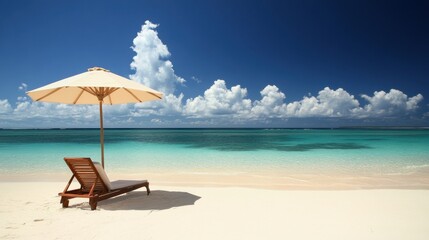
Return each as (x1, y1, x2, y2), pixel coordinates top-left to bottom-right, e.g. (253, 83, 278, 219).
(1, 129, 429, 239)
(1, 182, 429, 240)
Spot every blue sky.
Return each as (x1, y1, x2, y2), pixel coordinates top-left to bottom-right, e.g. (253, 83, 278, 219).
(0, 0, 428, 128)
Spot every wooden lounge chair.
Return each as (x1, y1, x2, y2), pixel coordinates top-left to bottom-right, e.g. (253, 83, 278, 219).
(59, 157, 150, 210)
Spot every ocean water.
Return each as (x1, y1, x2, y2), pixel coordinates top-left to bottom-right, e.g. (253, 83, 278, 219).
(0, 128, 429, 187)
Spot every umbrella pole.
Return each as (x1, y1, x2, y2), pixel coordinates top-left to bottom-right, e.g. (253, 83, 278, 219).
(99, 100, 105, 168)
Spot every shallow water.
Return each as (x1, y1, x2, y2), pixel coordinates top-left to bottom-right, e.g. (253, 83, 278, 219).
(1, 128, 428, 188)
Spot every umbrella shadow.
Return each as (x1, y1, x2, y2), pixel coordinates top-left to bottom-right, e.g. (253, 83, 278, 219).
(97, 190, 201, 211)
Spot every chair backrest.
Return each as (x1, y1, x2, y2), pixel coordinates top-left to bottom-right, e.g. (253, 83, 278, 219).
(64, 157, 109, 193)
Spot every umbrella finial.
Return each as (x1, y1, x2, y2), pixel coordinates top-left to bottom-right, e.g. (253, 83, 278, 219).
(88, 67, 110, 72)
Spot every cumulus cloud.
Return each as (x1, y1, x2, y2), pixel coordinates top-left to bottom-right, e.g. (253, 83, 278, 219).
(130, 20, 185, 95)
(285, 87, 361, 117)
(251, 85, 287, 118)
(184, 80, 252, 117)
(12, 98, 98, 121)
(0, 91, 101, 127)
(132, 93, 184, 117)
(359, 89, 424, 117)
(129, 20, 187, 121)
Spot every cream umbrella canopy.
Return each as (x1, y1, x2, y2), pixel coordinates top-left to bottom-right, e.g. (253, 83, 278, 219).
(26, 67, 163, 168)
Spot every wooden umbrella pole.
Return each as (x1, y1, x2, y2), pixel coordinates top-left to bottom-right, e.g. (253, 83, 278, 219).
(99, 100, 105, 168)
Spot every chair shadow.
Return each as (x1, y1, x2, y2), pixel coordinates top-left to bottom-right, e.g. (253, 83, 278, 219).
(97, 190, 201, 211)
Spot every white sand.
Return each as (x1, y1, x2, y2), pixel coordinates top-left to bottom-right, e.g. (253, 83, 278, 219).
(1, 182, 429, 240)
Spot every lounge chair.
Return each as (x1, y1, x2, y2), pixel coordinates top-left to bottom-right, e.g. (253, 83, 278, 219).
(59, 157, 150, 210)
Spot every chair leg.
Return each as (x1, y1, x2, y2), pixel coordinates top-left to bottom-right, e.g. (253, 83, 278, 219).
(146, 183, 151, 195)
(60, 197, 69, 208)
(89, 197, 98, 210)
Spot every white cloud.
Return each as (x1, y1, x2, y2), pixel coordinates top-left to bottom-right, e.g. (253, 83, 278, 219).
(0, 99, 12, 114)
(128, 20, 187, 122)
(285, 87, 361, 117)
(0, 94, 100, 127)
(18, 83, 28, 91)
(4, 84, 421, 127)
(129, 20, 185, 95)
(247, 87, 423, 120)
(12, 100, 98, 121)
(184, 80, 252, 117)
(359, 89, 424, 117)
(251, 85, 287, 118)
(132, 93, 184, 117)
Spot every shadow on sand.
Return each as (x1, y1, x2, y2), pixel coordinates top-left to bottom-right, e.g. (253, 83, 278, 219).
(95, 190, 201, 211)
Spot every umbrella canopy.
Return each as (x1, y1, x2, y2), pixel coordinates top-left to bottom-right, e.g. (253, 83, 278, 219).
(27, 67, 163, 168)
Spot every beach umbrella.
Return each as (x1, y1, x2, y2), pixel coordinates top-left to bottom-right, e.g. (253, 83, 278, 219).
(26, 67, 163, 168)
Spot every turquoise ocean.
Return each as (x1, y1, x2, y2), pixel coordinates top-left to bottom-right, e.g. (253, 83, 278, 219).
(1, 128, 428, 188)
